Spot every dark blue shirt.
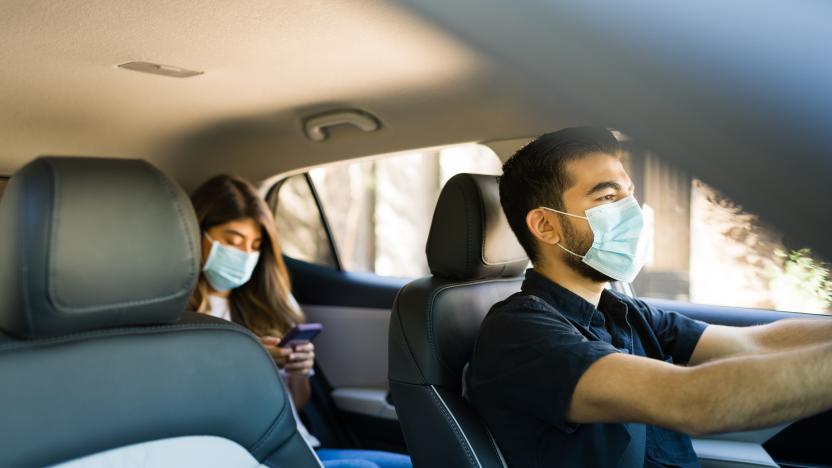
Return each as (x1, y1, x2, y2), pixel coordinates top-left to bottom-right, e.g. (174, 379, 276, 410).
(467, 269, 708, 467)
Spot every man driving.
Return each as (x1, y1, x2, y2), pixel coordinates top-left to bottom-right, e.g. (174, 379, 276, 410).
(466, 126, 832, 467)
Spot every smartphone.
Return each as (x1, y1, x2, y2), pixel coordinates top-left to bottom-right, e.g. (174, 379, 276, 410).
(278, 323, 323, 348)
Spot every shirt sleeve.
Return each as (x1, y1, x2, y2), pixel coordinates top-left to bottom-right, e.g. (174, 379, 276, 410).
(475, 299, 621, 433)
(634, 298, 708, 364)
(536, 335, 620, 433)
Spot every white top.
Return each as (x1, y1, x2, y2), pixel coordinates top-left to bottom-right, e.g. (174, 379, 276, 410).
(206, 295, 232, 321)
(206, 294, 320, 448)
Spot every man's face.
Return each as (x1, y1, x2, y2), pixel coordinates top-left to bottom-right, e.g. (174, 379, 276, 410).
(557, 153, 635, 282)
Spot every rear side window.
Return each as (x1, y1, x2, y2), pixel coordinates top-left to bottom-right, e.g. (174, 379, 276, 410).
(272, 144, 501, 278)
(272, 174, 337, 268)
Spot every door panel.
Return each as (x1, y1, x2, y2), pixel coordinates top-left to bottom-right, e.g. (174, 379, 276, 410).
(642, 297, 810, 326)
(286, 256, 410, 452)
(303, 304, 391, 389)
(331, 388, 398, 421)
(288, 257, 406, 309)
(287, 256, 405, 389)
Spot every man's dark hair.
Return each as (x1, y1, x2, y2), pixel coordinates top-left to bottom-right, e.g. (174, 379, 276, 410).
(499, 126, 621, 263)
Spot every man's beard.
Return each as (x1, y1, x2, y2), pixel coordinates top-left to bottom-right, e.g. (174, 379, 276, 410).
(559, 217, 615, 283)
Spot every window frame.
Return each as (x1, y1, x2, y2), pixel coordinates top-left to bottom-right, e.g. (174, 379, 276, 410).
(269, 143, 503, 278)
(268, 172, 345, 272)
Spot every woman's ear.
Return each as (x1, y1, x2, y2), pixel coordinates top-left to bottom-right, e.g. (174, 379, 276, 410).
(200, 234, 213, 263)
(525, 209, 561, 246)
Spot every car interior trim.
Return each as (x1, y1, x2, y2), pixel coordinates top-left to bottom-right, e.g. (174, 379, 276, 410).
(430, 384, 483, 468)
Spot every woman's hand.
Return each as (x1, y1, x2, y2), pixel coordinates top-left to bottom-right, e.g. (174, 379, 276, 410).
(284, 342, 315, 376)
(259, 336, 293, 368)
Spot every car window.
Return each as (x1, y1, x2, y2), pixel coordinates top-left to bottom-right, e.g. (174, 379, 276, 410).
(272, 174, 337, 268)
(624, 142, 831, 315)
(274, 144, 501, 278)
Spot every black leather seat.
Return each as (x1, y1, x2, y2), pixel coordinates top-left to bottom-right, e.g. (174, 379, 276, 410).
(0, 157, 321, 467)
(388, 173, 528, 468)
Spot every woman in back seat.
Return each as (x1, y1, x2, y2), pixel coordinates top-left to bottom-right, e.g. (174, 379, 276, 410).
(189, 175, 411, 468)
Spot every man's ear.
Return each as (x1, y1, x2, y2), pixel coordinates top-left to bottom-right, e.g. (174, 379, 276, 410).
(525, 209, 561, 247)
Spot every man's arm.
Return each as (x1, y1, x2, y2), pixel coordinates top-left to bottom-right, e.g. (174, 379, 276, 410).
(567, 342, 832, 436)
(689, 318, 832, 365)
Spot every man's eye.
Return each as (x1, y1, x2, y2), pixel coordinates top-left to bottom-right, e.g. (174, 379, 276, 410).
(598, 194, 616, 202)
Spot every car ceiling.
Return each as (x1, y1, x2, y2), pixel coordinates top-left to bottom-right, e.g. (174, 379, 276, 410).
(1, 0, 830, 259)
(0, 0, 551, 185)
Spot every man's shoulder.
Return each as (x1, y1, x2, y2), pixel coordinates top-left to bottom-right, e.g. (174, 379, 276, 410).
(485, 290, 562, 320)
(479, 291, 579, 340)
(492, 290, 554, 312)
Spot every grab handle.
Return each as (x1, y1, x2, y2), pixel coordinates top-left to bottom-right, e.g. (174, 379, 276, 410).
(303, 110, 381, 142)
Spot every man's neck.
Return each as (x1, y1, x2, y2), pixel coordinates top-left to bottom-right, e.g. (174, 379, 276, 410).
(534, 260, 607, 307)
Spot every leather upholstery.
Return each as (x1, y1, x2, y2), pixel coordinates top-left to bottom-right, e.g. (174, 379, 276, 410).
(0, 157, 321, 468)
(426, 173, 527, 281)
(0, 157, 200, 338)
(388, 277, 523, 389)
(389, 173, 526, 468)
(0, 313, 319, 467)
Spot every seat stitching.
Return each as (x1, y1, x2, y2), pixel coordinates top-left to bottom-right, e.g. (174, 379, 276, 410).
(428, 385, 480, 468)
(485, 424, 509, 468)
(462, 180, 474, 277)
(247, 395, 292, 453)
(393, 284, 428, 384)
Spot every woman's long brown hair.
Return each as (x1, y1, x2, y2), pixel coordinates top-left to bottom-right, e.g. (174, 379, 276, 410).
(190, 175, 304, 336)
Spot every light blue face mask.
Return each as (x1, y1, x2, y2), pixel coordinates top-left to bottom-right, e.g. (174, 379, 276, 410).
(541, 195, 649, 283)
(202, 234, 261, 292)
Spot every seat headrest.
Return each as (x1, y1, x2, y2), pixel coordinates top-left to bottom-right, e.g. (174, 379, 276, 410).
(426, 173, 528, 280)
(0, 157, 200, 338)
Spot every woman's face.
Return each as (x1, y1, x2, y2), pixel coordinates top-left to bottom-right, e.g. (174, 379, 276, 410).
(202, 217, 263, 264)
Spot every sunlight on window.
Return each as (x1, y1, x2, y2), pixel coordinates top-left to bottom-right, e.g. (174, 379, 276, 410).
(769, 250, 831, 313)
(308, 144, 501, 277)
(626, 142, 830, 315)
(274, 175, 336, 268)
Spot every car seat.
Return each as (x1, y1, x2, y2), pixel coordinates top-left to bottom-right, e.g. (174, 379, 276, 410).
(0, 157, 322, 467)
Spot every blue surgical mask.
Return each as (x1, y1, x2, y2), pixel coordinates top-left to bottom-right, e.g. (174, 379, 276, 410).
(541, 195, 649, 283)
(202, 234, 260, 292)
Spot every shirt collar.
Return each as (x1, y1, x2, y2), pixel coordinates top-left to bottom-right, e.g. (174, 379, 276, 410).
(521, 268, 625, 326)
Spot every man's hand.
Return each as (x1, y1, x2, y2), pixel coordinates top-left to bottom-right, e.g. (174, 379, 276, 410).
(259, 336, 293, 369)
(284, 342, 315, 376)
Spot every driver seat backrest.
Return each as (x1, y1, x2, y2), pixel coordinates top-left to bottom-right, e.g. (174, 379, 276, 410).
(0, 157, 322, 467)
(388, 173, 528, 468)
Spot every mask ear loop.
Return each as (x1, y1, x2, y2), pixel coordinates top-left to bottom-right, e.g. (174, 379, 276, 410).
(539, 206, 588, 220)
(538, 206, 589, 258)
(202, 233, 220, 273)
(555, 243, 585, 258)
